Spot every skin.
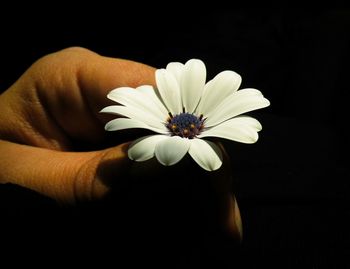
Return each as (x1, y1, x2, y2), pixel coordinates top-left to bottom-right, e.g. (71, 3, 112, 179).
(0, 47, 242, 240)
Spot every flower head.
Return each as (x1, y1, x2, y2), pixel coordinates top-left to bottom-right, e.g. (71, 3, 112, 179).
(101, 59, 270, 171)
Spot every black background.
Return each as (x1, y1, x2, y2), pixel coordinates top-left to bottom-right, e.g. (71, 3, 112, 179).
(1, 8, 350, 268)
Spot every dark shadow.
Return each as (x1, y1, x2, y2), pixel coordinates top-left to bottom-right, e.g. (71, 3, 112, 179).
(78, 150, 241, 266)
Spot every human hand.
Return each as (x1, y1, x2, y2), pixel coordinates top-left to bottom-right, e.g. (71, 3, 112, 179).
(0, 47, 241, 239)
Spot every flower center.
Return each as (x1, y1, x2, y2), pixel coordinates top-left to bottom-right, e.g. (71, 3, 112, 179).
(166, 112, 205, 139)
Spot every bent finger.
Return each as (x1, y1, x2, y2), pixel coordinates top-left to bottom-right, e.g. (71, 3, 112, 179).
(4, 47, 156, 146)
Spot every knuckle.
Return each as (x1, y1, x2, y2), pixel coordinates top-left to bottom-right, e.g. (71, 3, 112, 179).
(59, 46, 95, 55)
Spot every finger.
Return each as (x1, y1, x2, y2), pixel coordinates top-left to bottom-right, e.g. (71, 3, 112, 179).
(0, 139, 130, 203)
(3, 47, 156, 147)
(209, 173, 243, 241)
(218, 193, 243, 241)
(33, 47, 156, 123)
(209, 143, 243, 240)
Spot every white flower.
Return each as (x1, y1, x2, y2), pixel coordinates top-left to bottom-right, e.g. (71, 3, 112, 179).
(101, 59, 270, 171)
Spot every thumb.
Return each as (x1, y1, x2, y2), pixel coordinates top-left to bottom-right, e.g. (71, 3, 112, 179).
(0, 140, 130, 204)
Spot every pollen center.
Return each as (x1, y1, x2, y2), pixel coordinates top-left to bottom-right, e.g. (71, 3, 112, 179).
(166, 112, 205, 139)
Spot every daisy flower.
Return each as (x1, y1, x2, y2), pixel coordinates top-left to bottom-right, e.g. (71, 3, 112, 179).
(101, 59, 270, 171)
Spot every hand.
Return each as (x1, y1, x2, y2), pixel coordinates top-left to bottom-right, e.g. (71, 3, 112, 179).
(0, 47, 242, 239)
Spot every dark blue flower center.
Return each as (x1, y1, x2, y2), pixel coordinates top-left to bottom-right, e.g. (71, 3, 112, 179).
(166, 112, 205, 139)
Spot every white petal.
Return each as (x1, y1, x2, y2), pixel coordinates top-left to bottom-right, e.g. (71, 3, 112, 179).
(188, 139, 222, 171)
(107, 87, 166, 119)
(181, 59, 206, 113)
(128, 135, 167, 162)
(166, 62, 184, 85)
(105, 118, 168, 134)
(100, 105, 166, 130)
(199, 116, 262, 144)
(196, 70, 242, 115)
(155, 136, 190, 166)
(155, 69, 182, 114)
(136, 85, 168, 115)
(205, 88, 270, 127)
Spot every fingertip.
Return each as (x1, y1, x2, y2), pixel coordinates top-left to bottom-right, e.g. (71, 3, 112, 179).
(233, 196, 243, 241)
(75, 53, 156, 118)
(225, 195, 243, 242)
